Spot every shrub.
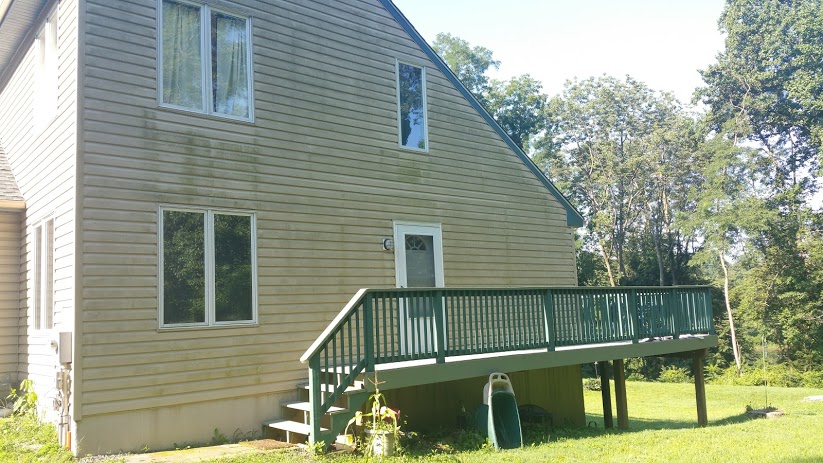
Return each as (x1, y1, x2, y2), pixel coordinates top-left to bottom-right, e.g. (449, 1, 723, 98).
(708, 363, 823, 388)
(658, 366, 692, 383)
(583, 378, 601, 391)
(626, 373, 647, 382)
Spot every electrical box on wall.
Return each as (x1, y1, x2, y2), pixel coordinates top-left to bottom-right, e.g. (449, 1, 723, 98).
(58, 332, 72, 365)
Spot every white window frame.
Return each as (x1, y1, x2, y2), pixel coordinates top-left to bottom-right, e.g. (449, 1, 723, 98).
(158, 206, 258, 329)
(156, 0, 255, 122)
(33, 218, 55, 331)
(395, 59, 429, 153)
(35, 6, 59, 128)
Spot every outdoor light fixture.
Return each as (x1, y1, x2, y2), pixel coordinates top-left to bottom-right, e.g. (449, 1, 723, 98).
(382, 238, 394, 251)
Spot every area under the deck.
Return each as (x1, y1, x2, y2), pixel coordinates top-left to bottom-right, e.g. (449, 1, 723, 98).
(373, 335, 717, 390)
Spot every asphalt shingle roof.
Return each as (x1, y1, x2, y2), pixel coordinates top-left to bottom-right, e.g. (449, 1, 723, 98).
(0, 145, 24, 202)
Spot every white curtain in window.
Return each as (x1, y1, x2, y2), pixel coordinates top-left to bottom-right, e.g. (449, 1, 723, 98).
(212, 12, 249, 118)
(162, 0, 202, 109)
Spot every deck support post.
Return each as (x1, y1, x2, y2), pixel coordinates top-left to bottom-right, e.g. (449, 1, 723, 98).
(692, 349, 708, 427)
(613, 358, 628, 430)
(598, 361, 613, 429)
(307, 357, 322, 446)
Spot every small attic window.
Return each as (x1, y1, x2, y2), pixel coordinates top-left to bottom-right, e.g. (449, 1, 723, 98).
(35, 7, 58, 128)
(396, 61, 428, 152)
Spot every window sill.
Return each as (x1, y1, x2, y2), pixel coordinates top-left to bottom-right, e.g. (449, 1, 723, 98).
(157, 103, 255, 125)
(158, 322, 259, 332)
(398, 144, 429, 154)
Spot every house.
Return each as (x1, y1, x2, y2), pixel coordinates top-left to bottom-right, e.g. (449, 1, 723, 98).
(0, 0, 717, 455)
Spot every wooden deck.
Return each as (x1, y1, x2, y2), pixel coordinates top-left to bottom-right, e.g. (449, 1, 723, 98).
(373, 334, 717, 390)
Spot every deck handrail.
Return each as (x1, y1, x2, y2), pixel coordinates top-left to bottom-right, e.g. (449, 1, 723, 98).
(299, 285, 714, 445)
(300, 288, 370, 364)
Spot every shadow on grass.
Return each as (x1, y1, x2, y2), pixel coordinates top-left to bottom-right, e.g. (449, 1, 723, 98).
(582, 411, 753, 433)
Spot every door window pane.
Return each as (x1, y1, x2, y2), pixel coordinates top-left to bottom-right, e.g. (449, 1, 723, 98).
(397, 63, 427, 150)
(163, 210, 206, 324)
(214, 214, 253, 322)
(212, 11, 249, 118)
(404, 234, 435, 318)
(162, 0, 203, 110)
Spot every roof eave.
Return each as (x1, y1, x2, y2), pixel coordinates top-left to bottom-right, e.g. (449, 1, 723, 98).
(377, 0, 585, 228)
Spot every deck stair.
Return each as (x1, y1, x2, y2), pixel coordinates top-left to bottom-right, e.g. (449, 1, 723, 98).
(264, 370, 369, 445)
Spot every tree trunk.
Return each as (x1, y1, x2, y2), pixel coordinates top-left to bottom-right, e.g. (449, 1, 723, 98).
(668, 232, 679, 286)
(600, 245, 616, 287)
(719, 252, 742, 375)
(647, 205, 665, 286)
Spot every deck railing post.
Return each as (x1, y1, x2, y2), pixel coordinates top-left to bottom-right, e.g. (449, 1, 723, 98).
(364, 294, 375, 373)
(543, 289, 555, 351)
(629, 289, 639, 343)
(434, 290, 446, 363)
(308, 356, 322, 445)
(706, 287, 715, 335)
(670, 288, 681, 339)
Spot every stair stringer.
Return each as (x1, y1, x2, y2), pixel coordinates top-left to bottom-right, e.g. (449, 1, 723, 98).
(316, 389, 370, 447)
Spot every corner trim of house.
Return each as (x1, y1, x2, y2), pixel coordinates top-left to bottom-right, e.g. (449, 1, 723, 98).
(377, 0, 585, 228)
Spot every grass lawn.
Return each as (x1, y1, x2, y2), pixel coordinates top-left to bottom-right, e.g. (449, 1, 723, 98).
(0, 414, 74, 463)
(3, 381, 822, 462)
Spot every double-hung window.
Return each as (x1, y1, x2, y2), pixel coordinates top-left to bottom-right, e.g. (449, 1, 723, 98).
(158, 0, 253, 120)
(36, 7, 59, 126)
(33, 219, 55, 330)
(396, 61, 428, 151)
(159, 207, 257, 328)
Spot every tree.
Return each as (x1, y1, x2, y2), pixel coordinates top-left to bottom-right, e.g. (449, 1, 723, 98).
(540, 76, 678, 286)
(485, 75, 548, 151)
(698, 0, 822, 197)
(432, 34, 547, 151)
(680, 132, 764, 374)
(431, 32, 499, 103)
(699, 0, 823, 369)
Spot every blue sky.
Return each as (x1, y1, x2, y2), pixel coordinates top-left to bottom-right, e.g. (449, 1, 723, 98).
(392, 0, 726, 105)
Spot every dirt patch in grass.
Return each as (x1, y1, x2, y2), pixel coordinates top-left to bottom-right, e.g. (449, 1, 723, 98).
(240, 439, 296, 451)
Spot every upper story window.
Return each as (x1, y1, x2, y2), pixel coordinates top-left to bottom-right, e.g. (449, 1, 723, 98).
(36, 7, 58, 126)
(33, 219, 55, 330)
(158, 0, 254, 121)
(396, 61, 428, 152)
(159, 207, 257, 328)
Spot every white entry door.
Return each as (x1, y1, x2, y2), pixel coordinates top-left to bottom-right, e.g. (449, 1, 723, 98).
(393, 222, 445, 355)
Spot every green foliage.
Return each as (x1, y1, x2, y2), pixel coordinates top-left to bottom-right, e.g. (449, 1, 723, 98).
(431, 32, 499, 102)
(484, 75, 548, 151)
(657, 366, 692, 383)
(698, 0, 823, 182)
(540, 75, 694, 287)
(344, 376, 400, 457)
(583, 378, 601, 391)
(0, 414, 74, 463)
(7, 379, 38, 416)
(210, 428, 229, 446)
(710, 363, 823, 389)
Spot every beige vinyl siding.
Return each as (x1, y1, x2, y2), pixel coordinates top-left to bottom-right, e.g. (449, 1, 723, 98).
(0, 0, 78, 415)
(80, 0, 576, 422)
(0, 212, 21, 390)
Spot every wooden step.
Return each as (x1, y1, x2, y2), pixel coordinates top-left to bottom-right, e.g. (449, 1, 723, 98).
(284, 401, 347, 415)
(300, 382, 366, 393)
(265, 419, 328, 437)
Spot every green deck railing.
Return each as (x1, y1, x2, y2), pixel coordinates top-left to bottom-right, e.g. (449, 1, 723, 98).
(299, 285, 714, 445)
